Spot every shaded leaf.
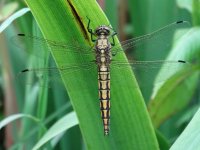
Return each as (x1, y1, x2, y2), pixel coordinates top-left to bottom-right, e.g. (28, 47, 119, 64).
(149, 28, 200, 127)
(170, 108, 200, 150)
(149, 65, 200, 127)
(32, 112, 78, 150)
(0, 114, 40, 130)
(176, 0, 192, 13)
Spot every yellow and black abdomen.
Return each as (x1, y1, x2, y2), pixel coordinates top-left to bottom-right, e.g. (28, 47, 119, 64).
(95, 35, 112, 135)
(98, 66, 110, 135)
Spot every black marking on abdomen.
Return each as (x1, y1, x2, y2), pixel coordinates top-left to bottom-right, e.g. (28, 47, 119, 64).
(98, 68, 111, 135)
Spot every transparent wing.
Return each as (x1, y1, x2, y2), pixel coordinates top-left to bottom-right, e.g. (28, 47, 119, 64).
(17, 59, 188, 88)
(16, 62, 96, 88)
(111, 59, 188, 88)
(109, 21, 190, 89)
(12, 33, 96, 87)
(14, 21, 190, 89)
(11, 33, 95, 58)
(111, 21, 190, 58)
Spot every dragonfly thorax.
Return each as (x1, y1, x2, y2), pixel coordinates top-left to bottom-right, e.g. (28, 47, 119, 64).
(96, 35, 111, 51)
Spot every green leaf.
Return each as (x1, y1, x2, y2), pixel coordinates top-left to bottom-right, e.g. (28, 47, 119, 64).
(170, 108, 200, 150)
(192, 0, 200, 26)
(0, 8, 30, 33)
(149, 65, 199, 127)
(155, 129, 170, 150)
(32, 111, 78, 150)
(128, 0, 187, 101)
(23, 0, 159, 149)
(176, 105, 199, 127)
(176, 0, 192, 13)
(104, 0, 118, 30)
(149, 28, 200, 127)
(0, 114, 40, 130)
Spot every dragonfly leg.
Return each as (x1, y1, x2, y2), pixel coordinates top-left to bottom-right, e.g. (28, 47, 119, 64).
(110, 31, 117, 46)
(86, 16, 96, 42)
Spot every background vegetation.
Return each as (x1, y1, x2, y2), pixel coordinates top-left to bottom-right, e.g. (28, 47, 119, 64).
(0, 0, 199, 149)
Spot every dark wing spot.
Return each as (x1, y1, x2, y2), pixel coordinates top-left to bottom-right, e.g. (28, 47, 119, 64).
(178, 60, 186, 63)
(18, 33, 25, 36)
(176, 21, 183, 24)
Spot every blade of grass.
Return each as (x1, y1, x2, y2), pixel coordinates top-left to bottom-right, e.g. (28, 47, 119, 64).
(155, 129, 170, 150)
(170, 107, 200, 150)
(32, 111, 78, 150)
(0, 114, 41, 129)
(149, 65, 200, 127)
(9, 102, 72, 150)
(149, 28, 200, 127)
(176, 0, 192, 13)
(0, 8, 30, 33)
(192, 0, 200, 26)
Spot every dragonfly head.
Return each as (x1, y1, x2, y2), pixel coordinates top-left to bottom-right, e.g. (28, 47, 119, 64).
(95, 25, 111, 36)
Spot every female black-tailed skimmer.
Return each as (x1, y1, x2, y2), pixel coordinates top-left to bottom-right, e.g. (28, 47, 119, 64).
(13, 18, 189, 135)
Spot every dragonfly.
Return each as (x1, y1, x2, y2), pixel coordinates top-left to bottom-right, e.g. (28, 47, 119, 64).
(13, 18, 189, 135)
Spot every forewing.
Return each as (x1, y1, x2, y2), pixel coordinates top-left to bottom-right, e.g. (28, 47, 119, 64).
(111, 21, 190, 60)
(11, 33, 95, 59)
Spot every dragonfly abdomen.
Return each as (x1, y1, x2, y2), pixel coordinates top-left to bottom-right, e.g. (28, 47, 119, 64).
(98, 67, 110, 135)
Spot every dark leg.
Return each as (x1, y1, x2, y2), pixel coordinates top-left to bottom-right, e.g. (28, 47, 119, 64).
(86, 16, 96, 42)
(110, 31, 117, 46)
